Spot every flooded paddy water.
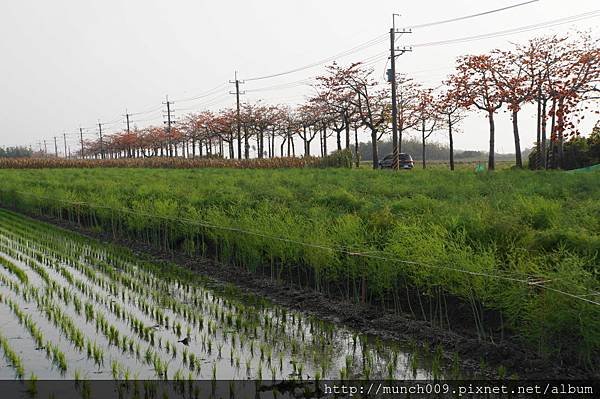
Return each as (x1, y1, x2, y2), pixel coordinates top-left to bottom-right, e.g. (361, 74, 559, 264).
(0, 208, 459, 391)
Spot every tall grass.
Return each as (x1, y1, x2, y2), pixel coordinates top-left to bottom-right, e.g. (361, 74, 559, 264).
(0, 167, 598, 366)
(0, 150, 353, 170)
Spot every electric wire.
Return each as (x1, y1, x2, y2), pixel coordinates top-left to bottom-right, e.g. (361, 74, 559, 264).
(406, 0, 540, 29)
(411, 10, 600, 48)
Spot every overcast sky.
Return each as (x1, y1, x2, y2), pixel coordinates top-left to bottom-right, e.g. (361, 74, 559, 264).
(0, 0, 598, 155)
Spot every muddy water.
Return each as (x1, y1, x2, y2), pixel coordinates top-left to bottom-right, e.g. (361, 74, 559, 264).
(0, 210, 444, 381)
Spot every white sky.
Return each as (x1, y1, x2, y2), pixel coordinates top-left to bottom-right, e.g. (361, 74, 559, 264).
(0, 0, 598, 155)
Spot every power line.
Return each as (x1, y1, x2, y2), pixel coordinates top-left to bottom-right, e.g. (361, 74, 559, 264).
(406, 0, 540, 29)
(411, 10, 600, 48)
(170, 91, 230, 110)
(171, 82, 229, 103)
(241, 1, 540, 82)
(245, 78, 314, 93)
(128, 104, 163, 117)
(243, 34, 388, 82)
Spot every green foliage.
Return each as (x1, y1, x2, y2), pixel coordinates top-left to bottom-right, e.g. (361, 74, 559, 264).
(529, 126, 600, 170)
(0, 167, 599, 366)
(358, 138, 453, 161)
(317, 148, 354, 168)
(0, 146, 32, 158)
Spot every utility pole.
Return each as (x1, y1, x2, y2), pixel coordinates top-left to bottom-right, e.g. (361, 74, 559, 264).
(54, 136, 58, 157)
(123, 110, 132, 159)
(63, 133, 68, 159)
(388, 14, 412, 170)
(98, 120, 105, 159)
(79, 127, 84, 159)
(230, 71, 245, 159)
(125, 110, 131, 134)
(43, 140, 48, 155)
(163, 96, 174, 157)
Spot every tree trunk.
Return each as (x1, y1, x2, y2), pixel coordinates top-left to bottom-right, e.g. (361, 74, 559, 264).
(323, 127, 328, 156)
(488, 111, 495, 171)
(319, 130, 323, 157)
(448, 115, 454, 171)
(345, 117, 350, 150)
(303, 126, 309, 157)
(536, 96, 541, 169)
(557, 97, 564, 169)
(291, 136, 295, 157)
(421, 120, 426, 169)
(371, 128, 378, 169)
(354, 126, 360, 168)
(259, 131, 264, 158)
(280, 137, 286, 158)
(541, 99, 547, 169)
(549, 98, 557, 169)
(512, 110, 522, 168)
(398, 126, 403, 155)
(271, 129, 276, 158)
(244, 125, 249, 159)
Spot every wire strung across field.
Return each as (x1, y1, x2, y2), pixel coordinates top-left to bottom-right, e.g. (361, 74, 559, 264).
(1, 189, 598, 307)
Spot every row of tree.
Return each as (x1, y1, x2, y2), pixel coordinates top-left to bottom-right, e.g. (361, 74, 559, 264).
(74, 33, 598, 170)
(529, 121, 600, 170)
(0, 146, 32, 158)
(356, 138, 522, 163)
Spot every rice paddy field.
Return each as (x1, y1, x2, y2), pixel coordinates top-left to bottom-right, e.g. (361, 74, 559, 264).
(0, 166, 599, 377)
(0, 209, 443, 385)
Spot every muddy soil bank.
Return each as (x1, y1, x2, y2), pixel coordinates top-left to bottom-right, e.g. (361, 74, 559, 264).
(11, 210, 597, 380)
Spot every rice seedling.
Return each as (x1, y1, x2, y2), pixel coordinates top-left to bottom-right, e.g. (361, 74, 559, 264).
(0, 208, 461, 381)
(111, 360, 120, 379)
(0, 332, 25, 379)
(0, 254, 28, 284)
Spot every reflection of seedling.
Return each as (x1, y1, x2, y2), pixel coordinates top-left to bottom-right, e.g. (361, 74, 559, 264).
(450, 352, 461, 379)
(498, 365, 507, 379)
(298, 363, 304, 380)
(26, 373, 38, 397)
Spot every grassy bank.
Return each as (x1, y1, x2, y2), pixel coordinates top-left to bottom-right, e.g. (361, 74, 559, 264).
(0, 167, 598, 367)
